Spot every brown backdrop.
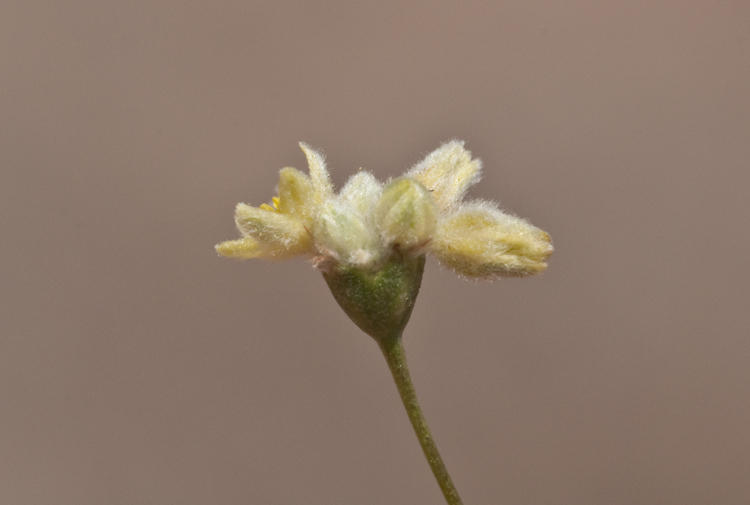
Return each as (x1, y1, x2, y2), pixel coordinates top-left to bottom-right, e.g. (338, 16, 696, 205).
(2, 1, 749, 504)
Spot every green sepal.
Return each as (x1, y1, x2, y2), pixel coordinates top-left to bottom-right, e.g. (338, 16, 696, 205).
(322, 254, 426, 342)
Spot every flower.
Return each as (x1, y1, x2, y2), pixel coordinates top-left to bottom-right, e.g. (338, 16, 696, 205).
(216, 141, 552, 279)
(216, 141, 553, 504)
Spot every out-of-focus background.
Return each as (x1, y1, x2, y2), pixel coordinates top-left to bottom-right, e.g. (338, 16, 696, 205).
(2, 1, 749, 504)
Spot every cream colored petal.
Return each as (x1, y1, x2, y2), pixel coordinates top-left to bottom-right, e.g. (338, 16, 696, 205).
(277, 167, 314, 221)
(407, 141, 481, 211)
(234, 203, 312, 258)
(299, 142, 334, 203)
(215, 236, 304, 260)
(215, 237, 264, 259)
(339, 171, 383, 216)
(315, 199, 380, 266)
(432, 201, 552, 278)
(375, 177, 437, 251)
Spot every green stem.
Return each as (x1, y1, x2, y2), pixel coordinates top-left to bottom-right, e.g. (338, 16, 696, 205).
(379, 335, 464, 505)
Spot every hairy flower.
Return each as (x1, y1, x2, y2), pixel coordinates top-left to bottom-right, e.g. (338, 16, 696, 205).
(216, 141, 552, 279)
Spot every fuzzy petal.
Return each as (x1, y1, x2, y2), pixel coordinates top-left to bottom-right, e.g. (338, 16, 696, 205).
(339, 171, 383, 216)
(234, 204, 312, 258)
(375, 178, 436, 251)
(407, 141, 481, 211)
(277, 167, 315, 221)
(299, 143, 334, 204)
(432, 201, 552, 278)
(315, 199, 380, 266)
(215, 237, 264, 259)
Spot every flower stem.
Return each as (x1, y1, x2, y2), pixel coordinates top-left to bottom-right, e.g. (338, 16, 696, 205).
(379, 335, 464, 505)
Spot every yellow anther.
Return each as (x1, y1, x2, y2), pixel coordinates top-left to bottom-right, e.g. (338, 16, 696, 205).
(259, 197, 282, 212)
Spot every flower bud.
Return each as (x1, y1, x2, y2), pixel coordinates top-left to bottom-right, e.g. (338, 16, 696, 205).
(375, 178, 437, 251)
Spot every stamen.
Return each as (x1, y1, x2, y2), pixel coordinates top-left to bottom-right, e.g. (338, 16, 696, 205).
(260, 196, 282, 212)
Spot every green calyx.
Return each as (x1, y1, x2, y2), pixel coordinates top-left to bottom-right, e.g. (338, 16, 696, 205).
(322, 254, 426, 342)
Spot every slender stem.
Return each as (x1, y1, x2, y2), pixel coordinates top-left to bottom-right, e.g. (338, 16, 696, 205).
(379, 335, 464, 505)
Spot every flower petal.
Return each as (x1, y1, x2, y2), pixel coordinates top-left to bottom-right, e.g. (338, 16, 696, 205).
(375, 177, 436, 251)
(234, 203, 312, 258)
(432, 201, 552, 278)
(407, 141, 481, 211)
(277, 167, 314, 220)
(215, 237, 264, 259)
(315, 199, 380, 266)
(299, 143, 334, 204)
(339, 171, 383, 216)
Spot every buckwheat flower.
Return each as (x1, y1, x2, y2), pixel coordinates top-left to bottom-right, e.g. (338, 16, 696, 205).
(216, 140, 552, 278)
(215, 141, 552, 505)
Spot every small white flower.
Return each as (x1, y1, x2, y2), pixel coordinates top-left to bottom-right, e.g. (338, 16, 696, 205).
(216, 141, 552, 279)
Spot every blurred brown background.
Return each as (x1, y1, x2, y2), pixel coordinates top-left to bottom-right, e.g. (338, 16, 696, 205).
(2, 1, 749, 504)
